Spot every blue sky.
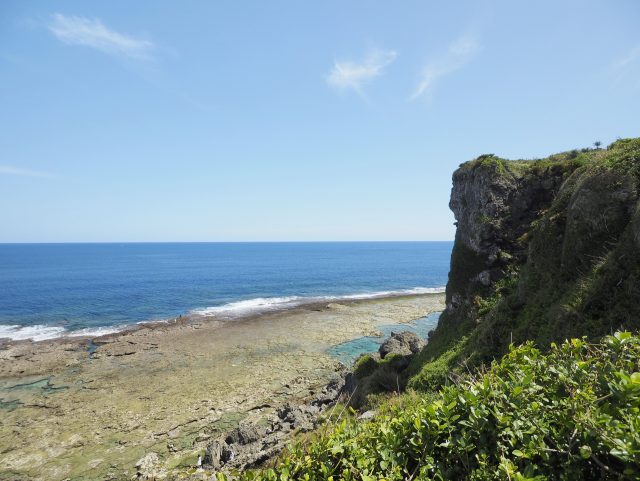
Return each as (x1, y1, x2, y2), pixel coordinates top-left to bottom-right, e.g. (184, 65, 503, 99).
(1, 1, 639, 242)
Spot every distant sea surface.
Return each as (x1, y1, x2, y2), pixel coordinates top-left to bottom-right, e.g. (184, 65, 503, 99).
(0, 242, 452, 341)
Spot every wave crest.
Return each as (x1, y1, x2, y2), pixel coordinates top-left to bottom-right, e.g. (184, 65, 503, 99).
(191, 286, 445, 318)
(0, 324, 66, 342)
(0, 324, 125, 342)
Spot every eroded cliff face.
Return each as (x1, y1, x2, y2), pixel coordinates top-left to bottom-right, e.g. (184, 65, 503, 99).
(444, 157, 570, 316)
(433, 155, 577, 347)
(427, 138, 640, 362)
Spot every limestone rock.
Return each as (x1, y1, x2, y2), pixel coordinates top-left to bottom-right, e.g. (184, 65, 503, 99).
(204, 439, 233, 469)
(225, 424, 265, 446)
(277, 403, 314, 432)
(433, 153, 578, 343)
(198, 373, 347, 473)
(476, 270, 492, 286)
(378, 331, 425, 359)
(135, 452, 165, 480)
(310, 375, 346, 407)
(433, 138, 640, 353)
(358, 410, 376, 421)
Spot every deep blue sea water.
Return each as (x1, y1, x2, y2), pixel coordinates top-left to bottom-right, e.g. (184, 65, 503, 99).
(0, 242, 452, 341)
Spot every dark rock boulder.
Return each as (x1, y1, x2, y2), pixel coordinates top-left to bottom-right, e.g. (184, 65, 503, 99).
(276, 403, 315, 432)
(378, 331, 425, 359)
(204, 439, 234, 469)
(225, 424, 265, 446)
(310, 375, 346, 407)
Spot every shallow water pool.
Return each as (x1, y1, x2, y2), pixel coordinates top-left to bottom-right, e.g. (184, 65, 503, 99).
(327, 311, 441, 365)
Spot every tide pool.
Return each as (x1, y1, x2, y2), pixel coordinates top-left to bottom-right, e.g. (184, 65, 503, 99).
(327, 311, 441, 364)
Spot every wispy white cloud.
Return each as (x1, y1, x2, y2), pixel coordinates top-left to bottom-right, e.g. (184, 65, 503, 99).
(411, 35, 479, 100)
(448, 36, 479, 57)
(48, 13, 153, 60)
(613, 44, 640, 69)
(0, 165, 55, 178)
(326, 49, 397, 97)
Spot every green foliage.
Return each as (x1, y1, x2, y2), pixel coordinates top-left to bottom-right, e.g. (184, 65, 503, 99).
(463, 147, 592, 180)
(475, 276, 519, 317)
(353, 355, 379, 380)
(225, 333, 640, 480)
(463, 154, 512, 177)
(447, 241, 490, 301)
(407, 337, 468, 392)
(367, 362, 403, 393)
(476, 214, 494, 227)
(599, 138, 640, 176)
(350, 354, 413, 408)
(379, 353, 410, 371)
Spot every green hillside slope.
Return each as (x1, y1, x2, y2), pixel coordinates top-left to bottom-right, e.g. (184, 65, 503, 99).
(230, 333, 640, 480)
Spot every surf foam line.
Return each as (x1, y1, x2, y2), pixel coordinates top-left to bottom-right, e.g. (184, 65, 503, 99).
(190, 286, 445, 318)
(0, 324, 126, 342)
(0, 287, 445, 341)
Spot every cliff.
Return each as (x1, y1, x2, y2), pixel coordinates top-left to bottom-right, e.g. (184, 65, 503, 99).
(411, 137, 640, 387)
(165, 139, 640, 481)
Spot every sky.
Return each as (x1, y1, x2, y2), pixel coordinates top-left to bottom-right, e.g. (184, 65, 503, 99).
(1, 1, 639, 242)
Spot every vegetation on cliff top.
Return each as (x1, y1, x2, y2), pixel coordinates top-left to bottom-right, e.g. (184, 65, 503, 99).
(223, 333, 639, 480)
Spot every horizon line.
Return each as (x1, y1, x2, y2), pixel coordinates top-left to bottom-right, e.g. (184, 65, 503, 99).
(0, 239, 455, 245)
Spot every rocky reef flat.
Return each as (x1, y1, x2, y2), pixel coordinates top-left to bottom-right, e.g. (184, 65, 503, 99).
(0, 293, 444, 481)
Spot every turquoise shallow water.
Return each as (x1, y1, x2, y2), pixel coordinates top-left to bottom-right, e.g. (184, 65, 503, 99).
(327, 311, 441, 364)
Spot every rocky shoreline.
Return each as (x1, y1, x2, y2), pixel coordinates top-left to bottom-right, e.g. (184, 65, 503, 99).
(137, 372, 349, 479)
(0, 293, 444, 481)
(143, 329, 431, 480)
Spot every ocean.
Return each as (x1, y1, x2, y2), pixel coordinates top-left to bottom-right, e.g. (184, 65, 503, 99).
(0, 242, 452, 341)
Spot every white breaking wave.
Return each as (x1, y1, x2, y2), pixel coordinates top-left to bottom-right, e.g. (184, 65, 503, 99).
(191, 287, 445, 318)
(65, 326, 125, 338)
(192, 296, 307, 316)
(0, 324, 66, 342)
(339, 287, 445, 300)
(0, 324, 126, 342)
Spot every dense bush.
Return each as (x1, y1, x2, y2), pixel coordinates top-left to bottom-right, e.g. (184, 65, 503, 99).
(226, 333, 640, 480)
(353, 354, 379, 380)
(349, 353, 412, 408)
(407, 337, 467, 392)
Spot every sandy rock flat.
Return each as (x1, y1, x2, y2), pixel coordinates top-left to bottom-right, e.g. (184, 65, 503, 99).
(0, 293, 444, 481)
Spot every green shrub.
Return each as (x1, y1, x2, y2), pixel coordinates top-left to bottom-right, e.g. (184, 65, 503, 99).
(350, 354, 412, 408)
(379, 353, 410, 371)
(353, 354, 379, 380)
(407, 337, 468, 391)
(228, 333, 640, 480)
